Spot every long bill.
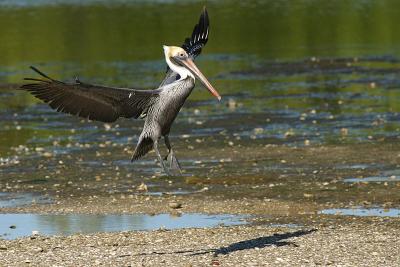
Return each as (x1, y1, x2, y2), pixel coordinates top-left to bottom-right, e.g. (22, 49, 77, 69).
(180, 58, 221, 101)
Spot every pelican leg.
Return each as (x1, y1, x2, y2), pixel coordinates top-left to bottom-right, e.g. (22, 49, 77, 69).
(153, 139, 171, 176)
(164, 135, 182, 175)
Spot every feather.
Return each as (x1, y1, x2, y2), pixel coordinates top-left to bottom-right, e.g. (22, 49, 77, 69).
(182, 6, 209, 59)
(20, 66, 160, 123)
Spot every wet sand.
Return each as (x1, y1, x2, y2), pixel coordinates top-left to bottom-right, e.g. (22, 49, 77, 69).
(0, 191, 399, 266)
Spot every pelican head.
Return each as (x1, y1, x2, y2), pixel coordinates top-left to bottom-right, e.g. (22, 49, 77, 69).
(163, 45, 221, 101)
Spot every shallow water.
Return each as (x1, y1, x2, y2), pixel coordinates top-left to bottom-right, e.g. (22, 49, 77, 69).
(344, 176, 400, 183)
(1, 1, 400, 208)
(2, 1, 400, 151)
(0, 213, 248, 240)
(319, 208, 400, 218)
(343, 169, 400, 182)
(0, 192, 52, 208)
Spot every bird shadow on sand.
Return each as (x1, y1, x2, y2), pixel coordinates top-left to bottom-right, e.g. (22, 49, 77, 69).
(135, 229, 317, 257)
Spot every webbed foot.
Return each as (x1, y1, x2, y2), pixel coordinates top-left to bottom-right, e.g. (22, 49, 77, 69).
(166, 149, 182, 176)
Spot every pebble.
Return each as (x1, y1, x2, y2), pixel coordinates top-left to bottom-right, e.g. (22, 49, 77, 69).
(369, 82, 376, 88)
(227, 98, 237, 110)
(31, 230, 39, 236)
(32, 247, 44, 253)
(253, 128, 264, 135)
(43, 152, 53, 158)
(137, 182, 148, 192)
(168, 202, 182, 209)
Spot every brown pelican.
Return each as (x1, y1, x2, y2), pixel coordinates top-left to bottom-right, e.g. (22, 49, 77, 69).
(19, 8, 221, 176)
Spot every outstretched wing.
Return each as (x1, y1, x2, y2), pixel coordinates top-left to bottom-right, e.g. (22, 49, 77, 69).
(182, 6, 209, 59)
(20, 66, 159, 123)
(159, 7, 210, 87)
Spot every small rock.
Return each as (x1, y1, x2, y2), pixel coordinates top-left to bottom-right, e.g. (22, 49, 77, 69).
(137, 182, 148, 192)
(33, 247, 44, 253)
(43, 152, 53, 158)
(254, 128, 264, 135)
(168, 202, 182, 209)
(227, 98, 237, 110)
(284, 129, 294, 138)
(362, 200, 371, 206)
(211, 259, 220, 266)
(32, 230, 39, 236)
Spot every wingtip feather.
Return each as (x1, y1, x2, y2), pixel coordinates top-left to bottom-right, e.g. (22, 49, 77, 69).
(181, 6, 210, 58)
(28, 66, 61, 83)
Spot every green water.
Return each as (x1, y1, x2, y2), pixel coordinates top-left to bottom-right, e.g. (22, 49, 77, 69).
(2, 0, 400, 81)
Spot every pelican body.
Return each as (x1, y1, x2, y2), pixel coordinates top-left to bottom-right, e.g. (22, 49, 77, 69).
(20, 8, 220, 176)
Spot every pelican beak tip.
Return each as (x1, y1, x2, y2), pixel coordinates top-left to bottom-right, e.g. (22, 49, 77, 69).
(217, 96, 222, 101)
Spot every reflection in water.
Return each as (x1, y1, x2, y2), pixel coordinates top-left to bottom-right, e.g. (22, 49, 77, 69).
(2, 0, 400, 77)
(320, 208, 400, 218)
(0, 213, 248, 240)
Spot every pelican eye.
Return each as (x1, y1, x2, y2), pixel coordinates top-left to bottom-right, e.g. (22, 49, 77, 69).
(179, 53, 185, 57)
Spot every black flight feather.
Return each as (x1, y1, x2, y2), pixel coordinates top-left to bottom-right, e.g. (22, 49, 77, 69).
(182, 6, 209, 59)
(20, 66, 159, 123)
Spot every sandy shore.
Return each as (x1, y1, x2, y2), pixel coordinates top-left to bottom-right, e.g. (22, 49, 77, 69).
(0, 222, 399, 266)
(0, 194, 399, 266)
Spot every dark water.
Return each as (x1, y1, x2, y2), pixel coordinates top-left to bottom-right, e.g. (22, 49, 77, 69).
(0, 213, 248, 240)
(0, 1, 400, 204)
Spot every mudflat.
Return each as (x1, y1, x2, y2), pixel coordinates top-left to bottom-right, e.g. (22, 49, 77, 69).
(0, 194, 399, 266)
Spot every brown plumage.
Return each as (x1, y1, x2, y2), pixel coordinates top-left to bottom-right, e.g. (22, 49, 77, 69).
(21, 67, 159, 123)
(19, 7, 220, 176)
